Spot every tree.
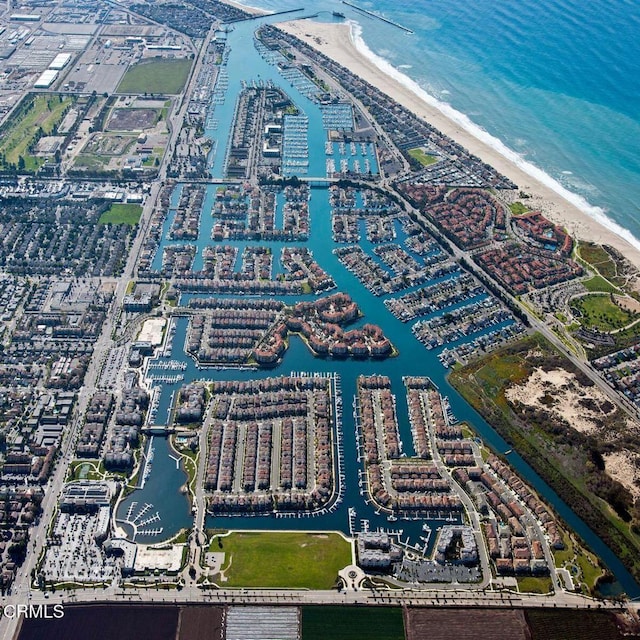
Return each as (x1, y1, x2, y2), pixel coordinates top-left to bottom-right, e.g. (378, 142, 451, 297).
(8, 540, 27, 563)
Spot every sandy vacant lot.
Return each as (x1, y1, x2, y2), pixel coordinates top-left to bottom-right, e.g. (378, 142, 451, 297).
(604, 451, 640, 501)
(507, 367, 640, 501)
(505, 368, 616, 435)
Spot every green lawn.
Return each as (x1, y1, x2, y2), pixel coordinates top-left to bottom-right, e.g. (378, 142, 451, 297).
(571, 294, 635, 331)
(0, 93, 75, 171)
(408, 147, 438, 166)
(516, 575, 553, 594)
(215, 532, 351, 589)
(117, 59, 193, 95)
(508, 201, 531, 215)
(302, 607, 404, 640)
(582, 275, 621, 294)
(98, 203, 142, 226)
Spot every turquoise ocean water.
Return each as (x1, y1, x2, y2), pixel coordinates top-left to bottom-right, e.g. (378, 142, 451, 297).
(247, 0, 640, 250)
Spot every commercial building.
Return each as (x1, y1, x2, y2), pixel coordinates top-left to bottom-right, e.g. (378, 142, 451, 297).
(34, 69, 58, 89)
(49, 53, 72, 70)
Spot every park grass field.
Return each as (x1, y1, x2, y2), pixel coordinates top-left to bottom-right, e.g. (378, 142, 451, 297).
(98, 203, 142, 226)
(215, 532, 351, 589)
(302, 606, 405, 640)
(582, 274, 621, 294)
(553, 530, 602, 593)
(117, 59, 192, 95)
(0, 93, 75, 171)
(508, 201, 531, 215)
(408, 147, 437, 166)
(578, 241, 635, 292)
(571, 293, 635, 330)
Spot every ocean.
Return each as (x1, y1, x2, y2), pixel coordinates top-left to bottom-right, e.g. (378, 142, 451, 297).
(241, 0, 640, 251)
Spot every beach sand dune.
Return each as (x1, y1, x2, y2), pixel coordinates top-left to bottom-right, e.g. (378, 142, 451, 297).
(279, 20, 640, 269)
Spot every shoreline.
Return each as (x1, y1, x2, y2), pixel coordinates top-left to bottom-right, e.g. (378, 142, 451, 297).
(221, 0, 267, 16)
(277, 19, 640, 269)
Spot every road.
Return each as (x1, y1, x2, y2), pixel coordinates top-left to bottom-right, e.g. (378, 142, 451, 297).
(1, 582, 632, 611)
(422, 409, 493, 590)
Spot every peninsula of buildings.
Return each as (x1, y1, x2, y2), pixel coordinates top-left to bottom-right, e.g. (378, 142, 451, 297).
(0, 1, 639, 637)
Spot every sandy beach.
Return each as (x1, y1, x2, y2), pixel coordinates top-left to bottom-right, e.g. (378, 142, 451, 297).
(222, 0, 266, 16)
(278, 19, 640, 269)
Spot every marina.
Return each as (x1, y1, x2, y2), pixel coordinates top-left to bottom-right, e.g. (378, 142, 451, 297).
(113, 8, 639, 594)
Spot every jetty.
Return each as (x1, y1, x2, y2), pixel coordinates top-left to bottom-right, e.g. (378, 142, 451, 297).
(342, 1, 414, 34)
(232, 7, 305, 22)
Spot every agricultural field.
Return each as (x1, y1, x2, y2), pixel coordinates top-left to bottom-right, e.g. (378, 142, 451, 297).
(17, 604, 634, 640)
(177, 607, 224, 640)
(212, 532, 351, 589)
(405, 608, 529, 640)
(0, 93, 76, 172)
(18, 605, 179, 640)
(404, 608, 633, 640)
(524, 609, 630, 640)
(117, 58, 193, 95)
(302, 607, 405, 640)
